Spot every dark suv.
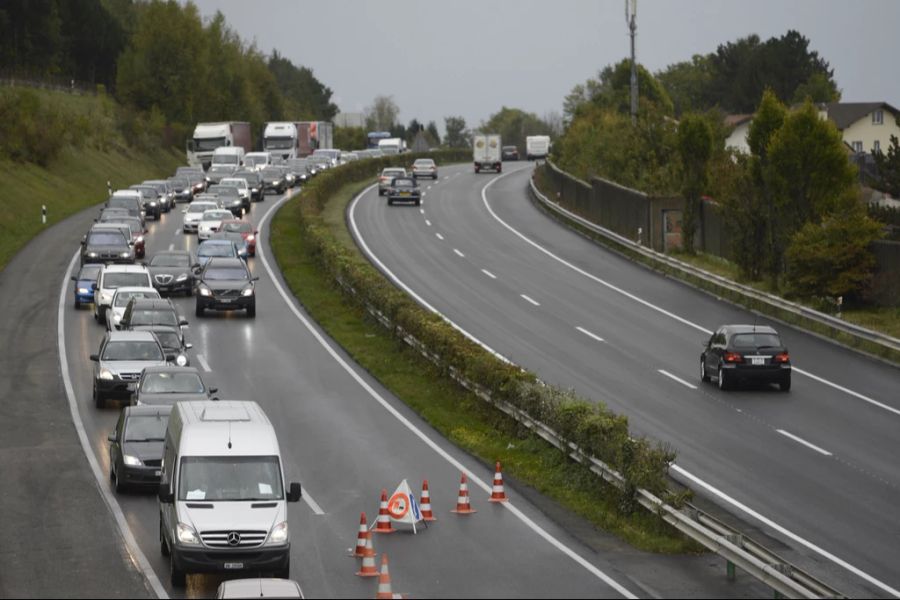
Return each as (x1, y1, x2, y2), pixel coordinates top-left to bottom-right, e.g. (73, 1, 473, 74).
(195, 257, 258, 318)
(90, 330, 171, 408)
(501, 145, 519, 161)
(81, 228, 134, 266)
(119, 298, 188, 331)
(387, 177, 421, 206)
(701, 325, 792, 391)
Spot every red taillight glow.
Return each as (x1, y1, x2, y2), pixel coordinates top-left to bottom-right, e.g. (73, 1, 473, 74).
(724, 352, 743, 363)
(773, 352, 790, 363)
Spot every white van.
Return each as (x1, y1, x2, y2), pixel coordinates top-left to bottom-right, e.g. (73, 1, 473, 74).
(243, 152, 271, 172)
(212, 146, 246, 168)
(158, 401, 302, 586)
(526, 135, 550, 160)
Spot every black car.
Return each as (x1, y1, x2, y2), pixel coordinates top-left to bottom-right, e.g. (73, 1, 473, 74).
(133, 366, 216, 406)
(195, 257, 258, 318)
(91, 330, 171, 408)
(147, 251, 195, 296)
(132, 324, 192, 367)
(260, 166, 287, 195)
(143, 180, 176, 213)
(175, 167, 206, 196)
(100, 214, 146, 259)
(119, 297, 188, 331)
(233, 169, 265, 202)
(129, 185, 163, 220)
(81, 228, 134, 266)
(206, 164, 236, 185)
(285, 159, 310, 184)
(701, 324, 792, 391)
(501, 145, 519, 161)
(207, 184, 244, 217)
(167, 176, 193, 203)
(387, 177, 421, 206)
(108, 404, 172, 492)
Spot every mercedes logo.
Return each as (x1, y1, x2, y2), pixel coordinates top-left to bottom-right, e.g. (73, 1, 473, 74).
(226, 532, 241, 546)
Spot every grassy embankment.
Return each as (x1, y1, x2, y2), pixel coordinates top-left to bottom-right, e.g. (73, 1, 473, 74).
(0, 89, 183, 271)
(271, 176, 700, 554)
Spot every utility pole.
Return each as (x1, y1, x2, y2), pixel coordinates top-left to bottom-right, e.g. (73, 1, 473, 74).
(626, 0, 638, 125)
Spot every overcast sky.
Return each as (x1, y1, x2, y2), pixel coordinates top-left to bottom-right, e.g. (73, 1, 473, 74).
(190, 0, 900, 133)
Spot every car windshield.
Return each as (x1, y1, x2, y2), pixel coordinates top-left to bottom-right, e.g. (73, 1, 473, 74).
(179, 456, 284, 502)
(732, 333, 783, 349)
(78, 264, 102, 280)
(199, 243, 235, 257)
(125, 413, 169, 442)
(414, 160, 433, 166)
(383, 170, 404, 177)
(202, 211, 230, 221)
(102, 341, 163, 361)
(108, 197, 138, 209)
(187, 204, 214, 214)
(141, 371, 204, 394)
(88, 231, 127, 246)
(222, 222, 251, 233)
(104, 273, 150, 289)
(114, 291, 157, 307)
(153, 331, 181, 350)
(393, 179, 414, 188)
(220, 179, 246, 189)
(205, 267, 249, 281)
(210, 187, 239, 198)
(245, 156, 267, 167)
(214, 155, 239, 165)
(130, 309, 178, 327)
(150, 254, 190, 267)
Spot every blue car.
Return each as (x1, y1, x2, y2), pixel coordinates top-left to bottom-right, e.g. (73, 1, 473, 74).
(71, 264, 103, 308)
(196, 239, 241, 267)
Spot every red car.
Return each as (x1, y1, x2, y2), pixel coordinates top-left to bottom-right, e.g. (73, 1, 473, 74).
(219, 220, 258, 256)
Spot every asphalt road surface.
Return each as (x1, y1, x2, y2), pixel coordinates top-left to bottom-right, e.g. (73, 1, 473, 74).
(349, 161, 900, 599)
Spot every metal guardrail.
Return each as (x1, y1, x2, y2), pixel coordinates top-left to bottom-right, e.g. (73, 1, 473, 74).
(531, 169, 900, 359)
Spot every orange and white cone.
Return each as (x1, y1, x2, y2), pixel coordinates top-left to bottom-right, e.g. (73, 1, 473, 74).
(450, 472, 476, 514)
(355, 536, 378, 577)
(375, 554, 407, 599)
(353, 512, 370, 557)
(374, 489, 396, 533)
(420, 480, 436, 521)
(489, 461, 508, 502)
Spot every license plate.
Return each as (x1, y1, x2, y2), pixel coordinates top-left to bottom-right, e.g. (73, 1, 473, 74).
(126, 382, 136, 390)
(401, 192, 410, 196)
(751, 357, 765, 365)
(154, 470, 161, 477)
(224, 562, 243, 570)
(219, 298, 232, 303)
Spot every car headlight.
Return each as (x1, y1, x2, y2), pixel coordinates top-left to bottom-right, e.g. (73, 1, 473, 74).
(120, 252, 131, 258)
(100, 292, 112, 303)
(135, 236, 144, 243)
(241, 287, 254, 297)
(176, 273, 188, 282)
(113, 313, 122, 324)
(175, 354, 188, 366)
(251, 188, 258, 192)
(199, 286, 212, 297)
(246, 235, 255, 242)
(123, 454, 142, 467)
(177, 522, 201, 545)
(77, 287, 90, 294)
(87, 252, 99, 258)
(99, 368, 115, 381)
(150, 201, 157, 206)
(267, 521, 288, 545)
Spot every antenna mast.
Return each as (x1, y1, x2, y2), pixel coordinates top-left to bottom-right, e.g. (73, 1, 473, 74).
(625, 0, 638, 125)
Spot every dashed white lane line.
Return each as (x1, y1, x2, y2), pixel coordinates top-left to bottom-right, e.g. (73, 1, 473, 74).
(419, 209, 425, 215)
(427, 185, 432, 190)
(436, 233, 444, 241)
(576, 326, 605, 343)
(521, 294, 540, 307)
(168, 243, 175, 251)
(453, 249, 465, 258)
(196, 353, 211, 372)
(777, 429, 833, 456)
(425, 220, 432, 227)
(481, 269, 497, 279)
(302, 490, 326, 515)
(422, 192, 427, 198)
(658, 369, 698, 390)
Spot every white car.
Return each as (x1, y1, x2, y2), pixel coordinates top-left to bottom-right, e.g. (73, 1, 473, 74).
(243, 152, 271, 172)
(198, 209, 235, 240)
(411, 158, 438, 179)
(93, 265, 152, 325)
(106, 286, 160, 331)
(216, 579, 302, 599)
(219, 177, 251, 205)
(182, 201, 219, 233)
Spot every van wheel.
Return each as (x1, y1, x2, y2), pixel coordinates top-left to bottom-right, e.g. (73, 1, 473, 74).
(160, 523, 170, 557)
(779, 376, 791, 392)
(74, 298, 81, 309)
(170, 553, 186, 587)
(195, 304, 204, 317)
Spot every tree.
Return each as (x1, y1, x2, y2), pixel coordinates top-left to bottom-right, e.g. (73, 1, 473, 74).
(656, 54, 715, 117)
(268, 50, 337, 120)
(365, 95, 399, 131)
(480, 106, 553, 154)
(443, 115, 469, 148)
(425, 121, 441, 147)
(677, 115, 713, 253)
(334, 126, 366, 151)
(873, 134, 900, 197)
(565, 60, 673, 121)
(791, 72, 840, 105)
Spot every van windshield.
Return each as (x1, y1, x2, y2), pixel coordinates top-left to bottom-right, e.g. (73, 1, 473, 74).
(179, 456, 283, 501)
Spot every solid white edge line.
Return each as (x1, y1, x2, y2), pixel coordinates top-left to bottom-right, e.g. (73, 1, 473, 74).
(576, 326, 605, 343)
(295, 187, 636, 598)
(58, 250, 169, 599)
(195, 353, 211, 373)
(792, 366, 900, 417)
(671, 464, 898, 597)
(435, 233, 444, 241)
(425, 220, 432, 227)
(453, 249, 465, 258)
(657, 369, 699, 390)
(776, 429, 833, 457)
(419, 209, 425, 215)
(480, 169, 900, 597)
(481, 269, 497, 280)
(520, 294, 540, 307)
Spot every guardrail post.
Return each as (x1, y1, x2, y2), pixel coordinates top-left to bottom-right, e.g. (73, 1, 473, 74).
(771, 563, 792, 599)
(41, 205, 47, 225)
(724, 534, 742, 581)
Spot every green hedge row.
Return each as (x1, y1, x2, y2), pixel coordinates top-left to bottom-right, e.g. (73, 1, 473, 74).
(276, 151, 676, 504)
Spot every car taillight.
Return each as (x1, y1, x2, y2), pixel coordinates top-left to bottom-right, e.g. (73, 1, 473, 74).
(773, 352, 790, 363)
(724, 352, 743, 363)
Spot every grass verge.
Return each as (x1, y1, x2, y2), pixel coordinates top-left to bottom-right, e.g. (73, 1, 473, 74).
(271, 178, 700, 554)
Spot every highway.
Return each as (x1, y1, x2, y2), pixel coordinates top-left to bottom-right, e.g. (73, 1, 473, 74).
(36, 177, 756, 599)
(349, 161, 900, 599)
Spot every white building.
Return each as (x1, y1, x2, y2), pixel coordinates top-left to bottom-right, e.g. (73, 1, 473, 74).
(334, 112, 365, 128)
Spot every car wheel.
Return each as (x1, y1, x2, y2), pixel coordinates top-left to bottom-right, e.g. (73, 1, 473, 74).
(160, 522, 170, 557)
(113, 466, 126, 494)
(717, 366, 729, 391)
(415, 199, 421, 206)
(779, 376, 791, 392)
(387, 198, 393, 206)
(247, 303, 256, 318)
(195, 304, 204, 317)
(74, 298, 81, 309)
(170, 552, 186, 587)
(185, 286, 193, 297)
(700, 357, 710, 382)
(94, 387, 104, 409)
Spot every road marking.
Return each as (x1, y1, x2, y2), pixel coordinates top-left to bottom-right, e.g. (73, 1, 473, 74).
(792, 367, 900, 417)
(58, 251, 169, 599)
(436, 233, 444, 241)
(419, 209, 425, 215)
(658, 369, 698, 390)
(196, 353, 211, 372)
(521, 294, 540, 307)
(175, 229, 181, 235)
(776, 429, 833, 456)
(427, 185, 432, 190)
(425, 220, 432, 227)
(168, 243, 174, 251)
(302, 488, 326, 515)
(481, 269, 497, 280)
(453, 249, 465, 258)
(576, 326, 605, 343)
(421, 192, 427, 198)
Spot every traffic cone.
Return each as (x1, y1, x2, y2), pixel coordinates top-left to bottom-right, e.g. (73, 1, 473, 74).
(374, 489, 396, 533)
(353, 512, 370, 557)
(419, 480, 436, 522)
(355, 536, 378, 577)
(489, 461, 508, 502)
(450, 472, 476, 514)
(375, 554, 401, 599)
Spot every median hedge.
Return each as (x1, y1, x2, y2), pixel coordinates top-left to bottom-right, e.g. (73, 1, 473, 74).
(273, 152, 676, 506)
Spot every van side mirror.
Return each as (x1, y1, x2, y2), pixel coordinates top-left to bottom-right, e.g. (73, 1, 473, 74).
(166, 353, 177, 363)
(287, 482, 302, 503)
(90, 354, 99, 362)
(158, 486, 174, 504)
(107, 431, 117, 442)
(91, 283, 98, 290)
(179, 319, 189, 327)
(209, 387, 218, 394)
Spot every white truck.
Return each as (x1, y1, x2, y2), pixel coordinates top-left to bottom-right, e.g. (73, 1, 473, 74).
(186, 122, 252, 170)
(377, 137, 405, 155)
(473, 134, 502, 173)
(263, 122, 301, 160)
(526, 135, 550, 160)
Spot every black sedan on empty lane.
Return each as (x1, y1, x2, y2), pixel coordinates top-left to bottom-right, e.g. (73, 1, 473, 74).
(701, 324, 792, 391)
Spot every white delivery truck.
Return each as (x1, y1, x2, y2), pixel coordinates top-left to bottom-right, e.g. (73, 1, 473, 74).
(473, 134, 502, 173)
(211, 146, 246, 168)
(526, 135, 550, 160)
(187, 122, 252, 170)
(158, 401, 302, 586)
(263, 122, 301, 161)
(377, 137, 404, 155)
